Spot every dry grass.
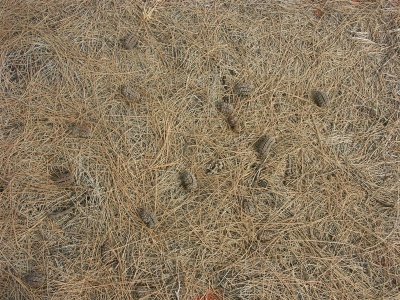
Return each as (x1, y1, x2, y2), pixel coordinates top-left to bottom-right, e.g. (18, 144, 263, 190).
(0, 0, 399, 299)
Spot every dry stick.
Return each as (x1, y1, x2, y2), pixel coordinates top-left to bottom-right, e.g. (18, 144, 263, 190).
(175, 280, 181, 300)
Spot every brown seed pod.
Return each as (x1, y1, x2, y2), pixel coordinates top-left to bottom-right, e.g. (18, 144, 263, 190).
(283, 155, 298, 186)
(50, 167, 74, 186)
(310, 90, 329, 107)
(226, 114, 241, 132)
(234, 83, 253, 97)
(258, 179, 268, 188)
(180, 170, 197, 190)
(216, 101, 234, 116)
(240, 197, 256, 215)
(23, 271, 45, 288)
(121, 33, 138, 50)
(138, 208, 157, 228)
(206, 160, 225, 175)
(67, 122, 92, 138)
(254, 135, 275, 158)
(121, 85, 141, 102)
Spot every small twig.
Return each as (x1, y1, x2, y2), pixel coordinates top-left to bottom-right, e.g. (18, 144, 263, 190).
(175, 280, 181, 300)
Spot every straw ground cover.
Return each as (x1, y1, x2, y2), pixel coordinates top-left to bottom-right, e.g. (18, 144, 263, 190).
(0, 0, 399, 299)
